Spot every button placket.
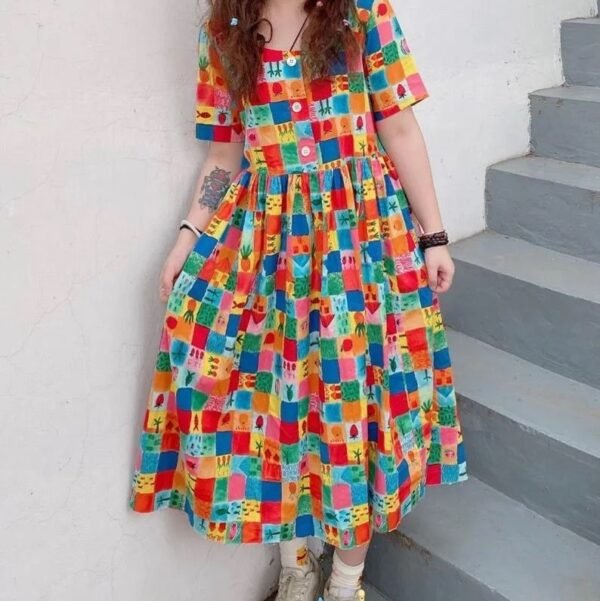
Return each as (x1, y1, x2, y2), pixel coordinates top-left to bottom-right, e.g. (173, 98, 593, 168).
(284, 52, 319, 169)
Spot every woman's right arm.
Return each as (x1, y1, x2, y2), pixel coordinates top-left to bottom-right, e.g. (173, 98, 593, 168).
(159, 140, 244, 302)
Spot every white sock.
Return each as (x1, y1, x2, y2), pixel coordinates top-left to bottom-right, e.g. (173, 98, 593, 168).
(279, 537, 311, 575)
(328, 551, 364, 596)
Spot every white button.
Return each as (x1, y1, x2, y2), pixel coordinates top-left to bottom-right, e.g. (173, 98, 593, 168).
(292, 101, 302, 113)
(286, 56, 297, 67)
(300, 146, 311, 157)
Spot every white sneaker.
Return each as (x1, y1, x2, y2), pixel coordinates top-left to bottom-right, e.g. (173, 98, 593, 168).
(275, 550, 322, 601)
(320, 579, 366, 601)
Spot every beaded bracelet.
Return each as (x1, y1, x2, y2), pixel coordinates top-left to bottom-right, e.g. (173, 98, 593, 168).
(180, 219, 204, 238)
(418, 229, 448, 251)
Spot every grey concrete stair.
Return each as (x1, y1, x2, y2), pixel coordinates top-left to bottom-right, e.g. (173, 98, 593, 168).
(486, 155, 600, 263)
(441, 230, 600, 388)
(531, 85, 600, 167)
(448, 328, 600, 544)
(363, 582, 392, 601)
(562, 18, 600, 86)
(364, 477, 600, 601)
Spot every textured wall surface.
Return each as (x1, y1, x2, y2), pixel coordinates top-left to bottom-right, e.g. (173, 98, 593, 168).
(0, 0, 596, 600)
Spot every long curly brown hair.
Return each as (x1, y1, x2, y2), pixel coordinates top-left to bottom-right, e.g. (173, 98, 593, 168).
(205, 0, 361, 105)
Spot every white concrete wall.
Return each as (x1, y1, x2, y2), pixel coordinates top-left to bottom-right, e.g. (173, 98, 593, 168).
(0, 0, 596, 600)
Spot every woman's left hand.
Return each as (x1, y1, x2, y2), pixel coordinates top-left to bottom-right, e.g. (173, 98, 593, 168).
(424, 245, 455, 294)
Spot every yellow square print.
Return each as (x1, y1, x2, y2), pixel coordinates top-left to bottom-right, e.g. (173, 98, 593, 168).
(350, 503, 369, 526)
(133, 473, 156, 494)
(242, 499, 261, 521)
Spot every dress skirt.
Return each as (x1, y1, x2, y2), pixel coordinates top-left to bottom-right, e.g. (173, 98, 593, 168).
(128, 153, 468, 549)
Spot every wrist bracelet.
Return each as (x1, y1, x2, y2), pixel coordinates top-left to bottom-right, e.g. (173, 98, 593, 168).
(180, 219, 204, 238)
(418, 229, 449, 251)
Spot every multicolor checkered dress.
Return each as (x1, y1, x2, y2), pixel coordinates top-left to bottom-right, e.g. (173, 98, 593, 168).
(129, 0, 468, 549)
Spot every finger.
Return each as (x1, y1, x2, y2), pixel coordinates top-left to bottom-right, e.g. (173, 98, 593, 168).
(426, 263, 438, 290)
(437, 272, 452, 293)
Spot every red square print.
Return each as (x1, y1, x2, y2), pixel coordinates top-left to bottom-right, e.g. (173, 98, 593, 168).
(132, 493, 154, 512)
(339, 134, 354, 157)
(192, 325, 209, 349)
(195, 477, 215, 502)
(242, 522, 262, 543)
(342, 270, 360, 290)
(280, 421, 299, 444)
(406, 327, 428, 352)
(254, 81, 272, 104)
(310, 473, 323, 501)
(261, 501, 282, 524)
(355, 522, 372, 545)
(154, 471, 173, 492)
(389, 392, 409, 418)
(202, 410, 220, 433)
(329, 444, 348, 465)
(310, 78, 333, 101)
(386, 313, 398, 334)
(233, 431, 251, 454)
(397, 270, 419, 293)
(283, 337, 297, 361)
(307, 411, 321, 435)
(178, 410, 191, 434)
(426, 463, 441, 485)
(262, 145, 284, 171)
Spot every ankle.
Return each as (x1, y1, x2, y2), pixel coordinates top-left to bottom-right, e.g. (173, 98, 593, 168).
(328, 552, 365, 595)
(279, 538, 312, 576)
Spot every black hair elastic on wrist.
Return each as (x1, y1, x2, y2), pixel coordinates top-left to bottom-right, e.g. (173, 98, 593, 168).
(418, 230, 449, 251)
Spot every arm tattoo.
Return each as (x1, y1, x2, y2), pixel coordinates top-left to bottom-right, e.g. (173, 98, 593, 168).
(198, 165, 231, 212)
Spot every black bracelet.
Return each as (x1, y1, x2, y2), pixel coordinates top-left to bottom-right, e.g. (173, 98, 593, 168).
(418, 230, 449, 251)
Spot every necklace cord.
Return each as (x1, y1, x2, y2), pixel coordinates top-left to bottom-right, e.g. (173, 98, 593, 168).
(288, 11, 311, 52)
(255, 10, 311, 52)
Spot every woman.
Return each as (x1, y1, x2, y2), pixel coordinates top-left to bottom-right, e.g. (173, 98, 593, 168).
(129, 1, 468, 599)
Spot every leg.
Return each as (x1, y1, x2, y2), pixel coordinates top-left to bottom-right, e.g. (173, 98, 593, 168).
(279, 537, 311, 575)
(334, 542, 370, 566)
(275, 538, 321, 601)
(325, 541, 371, 600)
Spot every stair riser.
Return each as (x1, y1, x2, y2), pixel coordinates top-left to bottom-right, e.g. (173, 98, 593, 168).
(486, 167, 600, 263)
(365, 532, 509, 601)
(531, 94, 600, 167)
(562, 21, 600, 86)
(458, 394, 600, 545)
(440, 261, 600, 388)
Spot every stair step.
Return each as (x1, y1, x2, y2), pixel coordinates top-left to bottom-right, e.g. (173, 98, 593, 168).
(486, 155, 600, 263)
(448, 328, 600, 544)
(363, 582, 392, 601)
(441, 230, 600, 388)
(530, 84, 600, 167)
(562, 18, 600, 86)
(365, 477, 600, 601)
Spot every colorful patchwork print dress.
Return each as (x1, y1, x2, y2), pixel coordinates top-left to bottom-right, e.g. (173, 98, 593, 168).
(129, 0, 468, 549)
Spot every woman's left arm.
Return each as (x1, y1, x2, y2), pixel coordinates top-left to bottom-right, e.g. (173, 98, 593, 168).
(377, 108, 455, 294)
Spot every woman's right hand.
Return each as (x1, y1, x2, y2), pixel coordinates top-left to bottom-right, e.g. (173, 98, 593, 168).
(159, 229, 198, 303)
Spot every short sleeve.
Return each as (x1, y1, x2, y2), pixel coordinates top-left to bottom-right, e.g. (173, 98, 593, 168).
(358, 0, 429, 121)
(195, 23, 245, 143)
